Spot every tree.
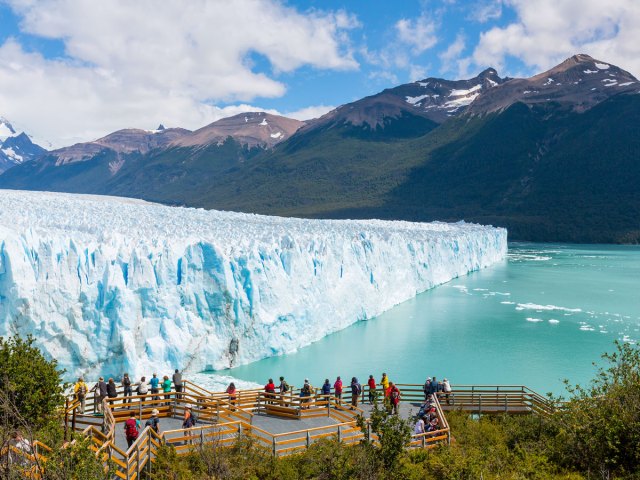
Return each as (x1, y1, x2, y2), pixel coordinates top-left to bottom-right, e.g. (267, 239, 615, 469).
(0, 335, 65, 430)
(552, 340, 640, 477)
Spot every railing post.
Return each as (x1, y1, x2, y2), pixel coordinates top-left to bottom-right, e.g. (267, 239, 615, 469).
(505, 395, 508, 412)
(139, 398, 142, 418)
(367, 422, 371, 443)
(421, 435, 425, 448)
(306, 431, 311, 449)
(216, 400, 220, 422)
(337, 425, 342, 443)
(478, 396, 482, 414)
(327, 397, 331, 417)
(238, 423, 242, 438)
(200, 428, 204, 445)
(272, 437, 277, 456)
(64, 398, 69, 441)
(136, 445, 140, 479)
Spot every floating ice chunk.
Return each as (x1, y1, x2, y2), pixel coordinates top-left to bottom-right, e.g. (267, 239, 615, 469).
(516, 303, 582, 313)
(526, 317, 543, 322)
(548, 319, 560, 324)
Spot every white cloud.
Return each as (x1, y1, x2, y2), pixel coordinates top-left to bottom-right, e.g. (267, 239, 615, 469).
(285, 105, 335, 121)
(471, 0, 640, 77)
(395, 13, 438, 55)
(0, 0, 358, 147)
(469, 1, 503, 23)
(439, 33, 466, 76)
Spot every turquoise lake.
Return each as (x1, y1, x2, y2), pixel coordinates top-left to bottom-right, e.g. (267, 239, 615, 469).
(215, 244, 640, 395)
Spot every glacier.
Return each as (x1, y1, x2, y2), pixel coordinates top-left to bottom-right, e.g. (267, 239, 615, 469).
(0, 190, 507, 381)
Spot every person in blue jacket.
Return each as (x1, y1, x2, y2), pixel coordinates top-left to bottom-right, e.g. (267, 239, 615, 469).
(150, 373, 160, 400)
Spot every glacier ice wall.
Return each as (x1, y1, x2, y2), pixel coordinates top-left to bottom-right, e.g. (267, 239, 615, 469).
(0, 190, 507, 380)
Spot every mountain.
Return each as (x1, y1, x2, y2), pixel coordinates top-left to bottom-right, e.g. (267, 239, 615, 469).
(468, 54, 638, 114)
(1, 54, 638, 243)
(0, 117, 47, 173)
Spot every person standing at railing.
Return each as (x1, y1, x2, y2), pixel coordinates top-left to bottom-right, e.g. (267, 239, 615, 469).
(300, 379, 313, 409)
(136, 376, 148, 402)
(333, 376, 343, 405)
(150, 373, 160, 401)
(321, 379, 331, 403)
(264, 378, 276, 404)
(423, 378, 432, 401)
(145, 409, 160, 433)
(226, 382, 237, 410)
(122, 373, 133, 405)
(162, 375, 172, 405)
(442, 378, 452, 405)
(389, 382, 400, 415)
(427, 416, 439, 432)
(94, 377, 107, 414)
(380, 373, 390, 400)
(106, 378, 117, 408)
(350, 377, 362, 409)
(173, 369, 183, 399)
(73, 377, 88, 414)
(367, 375, 376, 403)
(429, 377, 438, 397)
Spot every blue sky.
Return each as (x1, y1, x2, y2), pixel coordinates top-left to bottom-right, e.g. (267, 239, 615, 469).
(0, 0, 638, 147)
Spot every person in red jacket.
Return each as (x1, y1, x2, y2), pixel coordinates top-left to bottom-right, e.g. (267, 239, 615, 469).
(333, 376, 343, 405)
(367, 375, 376, 404)
(389, 382, 401, 415)
(265, 378, 276, 404)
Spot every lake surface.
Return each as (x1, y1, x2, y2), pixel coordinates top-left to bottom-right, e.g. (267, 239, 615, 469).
(209, 244, 640, 395)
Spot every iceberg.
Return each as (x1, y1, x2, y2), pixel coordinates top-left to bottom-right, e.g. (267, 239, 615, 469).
(0, 190, 507, 380)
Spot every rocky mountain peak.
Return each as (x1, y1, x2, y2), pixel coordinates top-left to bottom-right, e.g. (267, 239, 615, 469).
(172, 112, 305, 149)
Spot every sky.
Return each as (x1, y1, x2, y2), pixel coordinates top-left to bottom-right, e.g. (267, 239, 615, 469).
(0, 0, 639, 148)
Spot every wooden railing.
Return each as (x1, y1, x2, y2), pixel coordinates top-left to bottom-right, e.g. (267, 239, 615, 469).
(27, 380, 550, 479)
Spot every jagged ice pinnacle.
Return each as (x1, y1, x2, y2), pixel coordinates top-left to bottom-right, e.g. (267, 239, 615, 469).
(0, 190, 507, 380)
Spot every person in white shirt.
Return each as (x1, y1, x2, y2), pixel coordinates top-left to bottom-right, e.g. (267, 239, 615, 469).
(414, 416, 426, 435)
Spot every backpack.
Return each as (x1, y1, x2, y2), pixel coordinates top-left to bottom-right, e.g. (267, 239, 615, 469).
(125, 419, 139, 439)
(145, 417, 159, 432)
(354, 383, 362, 395)
(302, 383, 311, 395)
(391, 389, 400, 401)
(281, 381, 289, 392)
(77, 385, 86, 399)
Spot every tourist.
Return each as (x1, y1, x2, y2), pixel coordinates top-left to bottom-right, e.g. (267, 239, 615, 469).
(106, 378, 118, 408)
(162, 375, 172, 405)
(380, 373, 390, 399)
(145, 409, 160, 434)
(10, 431, 32, 466)
(173, 369, 183, 399)
(150, 373, 160, 401)
(226, 382, 237, 409)
(414, 416, 426, 435)
(278, 376, 290, 406)
(367, 375, 376, 403)
(423, 377, 432, 400)
(94, 377, 107, 413)
(136, 376, 148, 401)
(74, 376, 88, 414)
(350, 377, 362, 408)
(124, 413, 139, 448)
(265, 378, 276, 403)
(182, 406, 196, 428)
(300, 379, 313, 408)
(321, 379, 331, 402)
(428, 416, 440, 432)
(122, 373, 133, 404)
(429, 376, 438, 396)
(389, 382, 400, 415)
(333, 376, 343, 404)
(443, 378, 452, 405)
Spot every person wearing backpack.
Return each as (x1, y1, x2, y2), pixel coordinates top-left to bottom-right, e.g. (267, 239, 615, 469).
(182, 406, 197, 428)
(136, 376, 149, 402)
(423, 378, 432, 400)
(74, 377, 88, 414)
(94, 377, 108, 414)
(350, 377, 362, 408)
(124, 413, 139, 448)
(300, 379, 312, 409)
(122, 373, 133, 405)
(389, 382, 401, 415)
(367, 375, 376, 404)
(145, 409, 160, 434)
(278, 376, 290, 406)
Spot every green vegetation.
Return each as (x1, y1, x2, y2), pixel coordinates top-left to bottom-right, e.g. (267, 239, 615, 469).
(0, 335, 110, 479)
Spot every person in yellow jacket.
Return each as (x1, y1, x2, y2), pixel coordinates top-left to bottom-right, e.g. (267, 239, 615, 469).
(380, 372, 390, 401)
(74, 376, 88, 414)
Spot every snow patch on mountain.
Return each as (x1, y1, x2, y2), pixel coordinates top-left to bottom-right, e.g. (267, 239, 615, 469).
(0, 190, 506, 381)
(595, 63, 610, 70)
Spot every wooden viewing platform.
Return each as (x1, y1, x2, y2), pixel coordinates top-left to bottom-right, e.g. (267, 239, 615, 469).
(7, 380, 553, 479)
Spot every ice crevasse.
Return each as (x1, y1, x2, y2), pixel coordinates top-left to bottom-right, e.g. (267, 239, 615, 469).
(0, 190, 507, 380)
